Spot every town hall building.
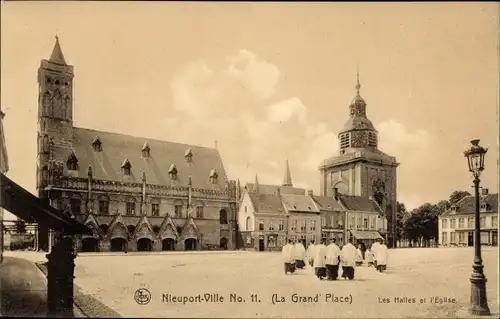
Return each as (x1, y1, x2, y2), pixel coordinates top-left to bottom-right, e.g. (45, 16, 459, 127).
(318, 73, 397, 247)
(36, 37, 239, 252)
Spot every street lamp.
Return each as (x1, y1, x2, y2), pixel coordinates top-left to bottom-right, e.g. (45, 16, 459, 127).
(463, 139, 490, 316)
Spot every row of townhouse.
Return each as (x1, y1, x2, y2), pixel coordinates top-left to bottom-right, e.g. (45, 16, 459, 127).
(438, 190, 498, 247)
(237, 169, 387, 251)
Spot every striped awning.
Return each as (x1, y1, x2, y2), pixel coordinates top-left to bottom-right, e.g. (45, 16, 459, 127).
(350, 230, 383, 240)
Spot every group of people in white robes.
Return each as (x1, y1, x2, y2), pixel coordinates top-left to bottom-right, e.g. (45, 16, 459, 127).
(305, 237, 358, 280)
(369, 239, 388, 272)
(282, 239, 307, 274)
(282, 236, 389, 279)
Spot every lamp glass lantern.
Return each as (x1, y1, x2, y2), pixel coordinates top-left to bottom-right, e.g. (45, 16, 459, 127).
(464, 139, 488, 178)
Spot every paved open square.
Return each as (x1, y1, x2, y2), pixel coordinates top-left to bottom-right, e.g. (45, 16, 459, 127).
(7, 247, 499, 318)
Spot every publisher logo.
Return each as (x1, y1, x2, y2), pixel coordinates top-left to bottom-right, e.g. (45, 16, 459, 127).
(134, 288, 151, 305)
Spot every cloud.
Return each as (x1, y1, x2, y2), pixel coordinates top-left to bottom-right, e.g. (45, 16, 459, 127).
(267, 97, 308, 125)
(377, 119, 432, 160)
(226, 49, 280, 100)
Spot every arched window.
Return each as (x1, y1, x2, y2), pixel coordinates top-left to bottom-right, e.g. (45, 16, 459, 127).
(220, 209, 228, 225)
(245, 216, 252, 230)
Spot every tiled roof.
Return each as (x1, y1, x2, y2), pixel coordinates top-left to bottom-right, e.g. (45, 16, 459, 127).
(338, 194, 382, 213)
(339, 115, 376, 134)
(53, 127, 228, 189)
(280, 193, 320, 213)
(311, 195, 344, 211)
(248, 192, 286, 215)
(318, 148, 397, 169)
(441, 193, 498, 217)
(244, 183, 305, 196)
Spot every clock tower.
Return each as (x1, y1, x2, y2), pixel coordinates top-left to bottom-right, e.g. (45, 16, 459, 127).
(318, 72, 399, 246)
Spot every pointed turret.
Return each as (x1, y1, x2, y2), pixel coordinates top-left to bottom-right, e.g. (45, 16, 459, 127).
(282, 159, 293, 187)
(253, 174, 260, 194)
(49, 36, 67, 65)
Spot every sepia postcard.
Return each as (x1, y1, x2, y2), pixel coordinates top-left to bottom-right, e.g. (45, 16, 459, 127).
(0, 1, 499, 318)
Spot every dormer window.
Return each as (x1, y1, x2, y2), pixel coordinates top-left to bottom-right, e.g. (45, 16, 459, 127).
(142, 142, 150, 158)
(451, 205, 458, 212)
(66, 151, 79, 171)
(185, 148, 193, 162)
(480, 202, 488, 212)
(121, 159, 132, 176)
(209, 169, 218, 184)
(168, 164, 178, 180)
(92, 136, 102, 152)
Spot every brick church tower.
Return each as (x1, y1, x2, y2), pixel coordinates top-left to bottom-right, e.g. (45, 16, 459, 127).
(318, 72, 399, 247)
(36, 36, 75, 250)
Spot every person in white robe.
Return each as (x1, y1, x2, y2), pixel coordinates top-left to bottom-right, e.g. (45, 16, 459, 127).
(306, 240, 316, 267)
(292, 240, 306, 269)
(313, 238, 327, 280)
(371, 240, 381, 268)
(325, 238, 341, 280)
(365, 247, 374, 267)
(375, 240, 389, 272)
(340, 238, 357, 280)
(355, 244, 364, 267)
(282, 239, 296, 274)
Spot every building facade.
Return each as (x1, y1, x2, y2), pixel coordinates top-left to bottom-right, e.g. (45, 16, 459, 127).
(317, 73, 397, 246)
(237, 161, 321, 251)
(311, 194, 345, 245)
(336, 190, 386, 251)
(36, 38, 239, 252)
(439, 191, 498, 247)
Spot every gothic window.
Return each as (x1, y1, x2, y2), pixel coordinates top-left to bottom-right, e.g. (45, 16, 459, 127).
(92, 136, 102, 152)
(126, 201, 136, 215)
(39, 135, 50, 153)
(99, 200, 109, 214)
(340, 133, 350, 149)
(70, 198, 81, 214)
(209, 169, 218, 184)
(66, 152, 79, 171)
(219, 209, 228, 225)
(185, 148, 193, 162)
(121, 159, 131, 176)
(174, 205, 182, 217)
(196, 206, 204, 219)
(142, 142, 150, 158)
(168, 164, 178, 180)
(152, 203, 160, 216)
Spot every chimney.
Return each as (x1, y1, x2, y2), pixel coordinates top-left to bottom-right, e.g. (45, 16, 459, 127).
(481, 188, 489, 196)
(307, 190, 313, 196)
(333, 187, 339, 200)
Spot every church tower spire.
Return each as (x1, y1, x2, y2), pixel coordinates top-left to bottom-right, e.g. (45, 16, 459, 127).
(282, 159, 293, 187)
(253, 174, 260, 194)
(337, 71, 378, 152)
(49, 35, 67, 65)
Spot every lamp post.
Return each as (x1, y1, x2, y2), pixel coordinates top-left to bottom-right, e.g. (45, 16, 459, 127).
(463, 139, 490, 316)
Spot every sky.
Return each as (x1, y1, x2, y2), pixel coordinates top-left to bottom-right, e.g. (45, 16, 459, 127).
(1, 2, 499, 223)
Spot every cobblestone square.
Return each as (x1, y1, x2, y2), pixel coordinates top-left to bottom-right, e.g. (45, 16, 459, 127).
(66, 247, 498, 318)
